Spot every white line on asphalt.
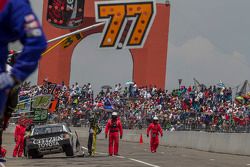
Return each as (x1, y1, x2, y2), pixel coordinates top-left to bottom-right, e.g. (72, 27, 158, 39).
(81, 146, 88, 150)
(160, 152, 165, 154)
(82, 146, 160, 167)
(81, 146, 107, 155)
(209, 159, 215, 161)
(129, 158, 160, 167)
(116, 156, 125, 159)
(246, 164, 250, 166)
(97, 152, 108, 155)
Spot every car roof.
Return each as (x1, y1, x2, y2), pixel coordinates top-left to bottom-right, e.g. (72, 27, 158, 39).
(33, 124, 66, 129)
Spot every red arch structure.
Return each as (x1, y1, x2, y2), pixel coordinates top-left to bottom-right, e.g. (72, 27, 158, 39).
(38, 0, 170, 89)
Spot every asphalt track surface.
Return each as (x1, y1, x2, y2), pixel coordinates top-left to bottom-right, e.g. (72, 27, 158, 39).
(3, 133, 250, 167)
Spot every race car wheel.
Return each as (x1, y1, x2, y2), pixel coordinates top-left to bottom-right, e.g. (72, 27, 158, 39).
(31, 154, 44, 159)
(64, 144, 74, 157)
(27, 149, 43, 159)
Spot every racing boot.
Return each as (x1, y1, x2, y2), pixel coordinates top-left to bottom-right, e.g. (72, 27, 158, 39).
(91, 149, 96, 156)
(88, 151, 92, 156)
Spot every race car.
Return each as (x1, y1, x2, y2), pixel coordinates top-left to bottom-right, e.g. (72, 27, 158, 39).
(24, 124, 84, 158)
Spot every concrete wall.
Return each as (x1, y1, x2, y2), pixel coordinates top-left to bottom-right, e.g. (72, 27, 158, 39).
(68, 127, 250, 156)
(5, 125, 250, 156)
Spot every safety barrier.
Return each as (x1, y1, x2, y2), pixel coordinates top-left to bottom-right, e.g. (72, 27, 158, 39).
(69, 127, 250, 156)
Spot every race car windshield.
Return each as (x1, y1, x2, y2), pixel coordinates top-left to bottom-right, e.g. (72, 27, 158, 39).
(33, 126, 64, 135)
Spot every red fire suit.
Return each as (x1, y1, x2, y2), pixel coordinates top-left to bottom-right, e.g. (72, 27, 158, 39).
(13, 124, 26, 157)
(105, 118, 123, 155)
(0, 148, 6, 158)
(147, 123, 163, 153)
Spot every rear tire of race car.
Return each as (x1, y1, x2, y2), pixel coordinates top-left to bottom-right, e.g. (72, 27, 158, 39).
(33, 154, 44, 159)
(64, 144, 74, 157)
(27, 150, 43, 159)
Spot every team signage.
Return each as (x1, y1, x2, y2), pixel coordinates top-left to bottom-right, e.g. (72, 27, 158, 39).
(95, 0, 156, 49)
(32, 95, 53, 123)
(32, 95, 53, 109)
(47, 0, 85, 29)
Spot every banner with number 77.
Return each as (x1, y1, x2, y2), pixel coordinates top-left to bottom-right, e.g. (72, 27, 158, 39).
(95, 0, 156, 49)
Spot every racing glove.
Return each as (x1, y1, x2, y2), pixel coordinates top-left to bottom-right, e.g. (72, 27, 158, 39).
(0, 73, 15, 90)
(147, 134, 149, 138)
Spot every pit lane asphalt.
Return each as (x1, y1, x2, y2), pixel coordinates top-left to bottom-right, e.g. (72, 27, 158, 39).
(3, 133, 250, 167)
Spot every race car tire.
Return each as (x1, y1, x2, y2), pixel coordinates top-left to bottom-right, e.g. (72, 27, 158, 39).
(31, 154, 44, 159)
(64, 144, 74, 157)
(27, 149, 43, 159)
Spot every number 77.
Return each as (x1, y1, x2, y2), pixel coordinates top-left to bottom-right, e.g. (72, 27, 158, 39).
(95, 0, 156, 49)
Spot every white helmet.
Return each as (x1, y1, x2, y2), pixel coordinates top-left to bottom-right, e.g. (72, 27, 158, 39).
(112, 112, 118, 116)
(153, 116, 158, 121)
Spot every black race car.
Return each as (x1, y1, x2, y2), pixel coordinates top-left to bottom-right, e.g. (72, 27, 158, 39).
(24, 124, 84, 158)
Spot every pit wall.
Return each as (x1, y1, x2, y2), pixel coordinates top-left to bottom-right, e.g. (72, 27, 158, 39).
(5, 125, 250, 156)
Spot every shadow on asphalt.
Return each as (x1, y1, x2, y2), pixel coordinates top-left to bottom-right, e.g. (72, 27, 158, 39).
(40, 154, 108, 160)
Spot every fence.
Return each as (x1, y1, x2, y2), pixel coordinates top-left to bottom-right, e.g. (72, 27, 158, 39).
(168, 122, 250, 133)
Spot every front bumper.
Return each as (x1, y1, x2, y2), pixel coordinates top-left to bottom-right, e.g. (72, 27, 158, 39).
(27, 139, 71, 155)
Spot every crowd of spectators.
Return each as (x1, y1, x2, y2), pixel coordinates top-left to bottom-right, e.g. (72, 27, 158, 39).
(17, 80, 250, 132)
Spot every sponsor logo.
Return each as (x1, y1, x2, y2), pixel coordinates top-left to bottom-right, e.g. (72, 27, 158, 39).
(25, 14, 35, 22)
(33, 135, 64, 149)
(24, 14, 42, 37)
(26, 29, 42, 37)
(25, 21, 40, 29)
